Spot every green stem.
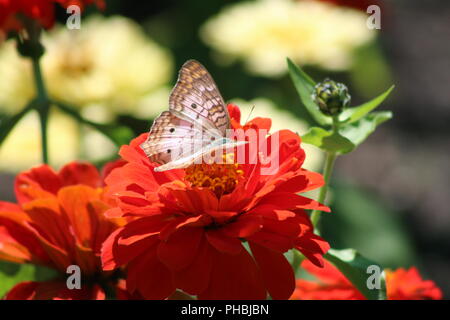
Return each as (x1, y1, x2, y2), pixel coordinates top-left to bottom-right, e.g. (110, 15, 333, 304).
(310, 151, 336, 227)
(31, 52, 50, 164)
(310, 115, 340, 227)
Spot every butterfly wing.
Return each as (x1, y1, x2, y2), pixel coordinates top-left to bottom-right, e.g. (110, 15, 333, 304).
(141, 60, 234, 172)
(140, 111, 220, 168)
(169, 60, 231, 136)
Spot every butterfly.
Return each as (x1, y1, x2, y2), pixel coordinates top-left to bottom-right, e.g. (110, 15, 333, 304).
(140, 60, 246, 172)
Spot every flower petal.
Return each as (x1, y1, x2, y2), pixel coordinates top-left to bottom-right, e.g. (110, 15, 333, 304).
(206, 229, 242, 255)
(250, 242, 295, 299)
(58, 162, 101, 189)
(172, 237, 214, 295)
(295, 233, 330, 267)
(127, 246, 175, 299)
(157, 227, 203, 271)
(221, 215, 263, 238)
(198, 247, 266, 299)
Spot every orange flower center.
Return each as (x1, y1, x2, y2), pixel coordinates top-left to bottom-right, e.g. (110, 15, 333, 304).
(185, 153, 244, 198)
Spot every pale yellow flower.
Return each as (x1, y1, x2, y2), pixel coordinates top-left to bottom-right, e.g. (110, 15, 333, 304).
(201, 0, 375, 76)
(231, 98, 324, 171)
(0, 15, 173, 117)
(0, 112, 79, 172)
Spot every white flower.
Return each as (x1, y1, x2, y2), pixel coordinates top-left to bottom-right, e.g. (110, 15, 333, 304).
(201, 0, 375, 76)
(0, 15, 173, 118)
(231, 97, 324, 171)
(0, 112, 79, 172)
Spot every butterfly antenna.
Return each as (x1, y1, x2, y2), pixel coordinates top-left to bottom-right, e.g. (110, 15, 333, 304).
(245, 105, 255, 124)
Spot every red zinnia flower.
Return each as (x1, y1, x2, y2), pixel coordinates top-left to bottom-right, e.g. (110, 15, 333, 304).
(101, 104, 330, 300)
(0, 0, 104, 36)
(290, 259, 365, 300)
(0, 161, 125, 300)
(386, 267, 443, 300)
(291, 260, 443, 300)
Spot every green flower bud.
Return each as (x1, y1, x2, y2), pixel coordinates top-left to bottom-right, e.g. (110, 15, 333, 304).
(312, 78, 351, 116)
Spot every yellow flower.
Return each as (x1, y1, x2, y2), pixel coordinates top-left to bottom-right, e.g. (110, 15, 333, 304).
(0, 15, 173, 118)
(201, 0, 375, 76)
(231, 98, 324, 171)
(0, 112, 79, 172)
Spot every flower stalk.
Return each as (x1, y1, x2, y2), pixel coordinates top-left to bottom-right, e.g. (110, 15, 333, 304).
(19, 19, 51, 164)
(31, 56, 50, 164)
(310, 115, 340, 227)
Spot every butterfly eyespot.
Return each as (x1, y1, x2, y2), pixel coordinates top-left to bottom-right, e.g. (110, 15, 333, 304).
(169, 128, 175, 133)
(191, 103, 197, 109)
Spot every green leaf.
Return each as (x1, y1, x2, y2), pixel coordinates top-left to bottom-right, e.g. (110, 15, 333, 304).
(55, 101, 133, 147)
(338, 111, 392, 152)
(339, 85, 395, 123)
(302, 127, 355, 153)
(303, 111, 392, 154)
(325, 249, 387, 300)
(287, 58, 331, 126)
(321, 181, 417, 267)
(0, 261, 58, 298)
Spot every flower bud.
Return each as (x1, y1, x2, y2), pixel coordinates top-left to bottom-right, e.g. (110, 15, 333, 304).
(312, 78, 351, 116)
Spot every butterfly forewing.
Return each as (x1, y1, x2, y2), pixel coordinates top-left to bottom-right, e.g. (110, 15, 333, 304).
(169, 60, 230, 136)
(140, 111, 220, 167)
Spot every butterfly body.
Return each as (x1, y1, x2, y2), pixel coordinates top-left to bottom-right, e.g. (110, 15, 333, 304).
(140, 60, 244, 172)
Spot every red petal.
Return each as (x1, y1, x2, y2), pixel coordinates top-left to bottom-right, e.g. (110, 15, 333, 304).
(206, 229, 242, 255)
(245, 117, 272, 132)
(101, 228, 123, 270)
(57, 185, 100, 249)
(172, 237, 214, 295)
(250, 242, 295, 299)
(295, 233, 330, 267)
(157, 227, 203, 271)
(221, 215, 263, 238)
(198, 247, 266, 299)
(102, 216, 165, 270)
(256, 192, 330, 212)
(127, 247, 175, 299)
(15, 165, 61, 204)
(227, 104, 241, 123)
(58, 162, 101, 189)
(101, 159, 127, 183)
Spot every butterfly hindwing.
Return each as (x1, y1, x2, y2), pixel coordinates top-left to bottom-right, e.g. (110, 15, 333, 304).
(140, 111, 221, 167)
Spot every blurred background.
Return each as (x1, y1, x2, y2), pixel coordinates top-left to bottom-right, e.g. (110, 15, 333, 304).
(0, 0, 449, 297)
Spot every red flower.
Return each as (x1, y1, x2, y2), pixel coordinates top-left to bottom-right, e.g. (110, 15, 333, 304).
(101, 104, 330, 300)
(290, 260, 365, 300)
(0, 0, 104, 36)
(291, 260, 443, 300)
(0, 162, 125, 300)
(386, 267, 443, 300)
